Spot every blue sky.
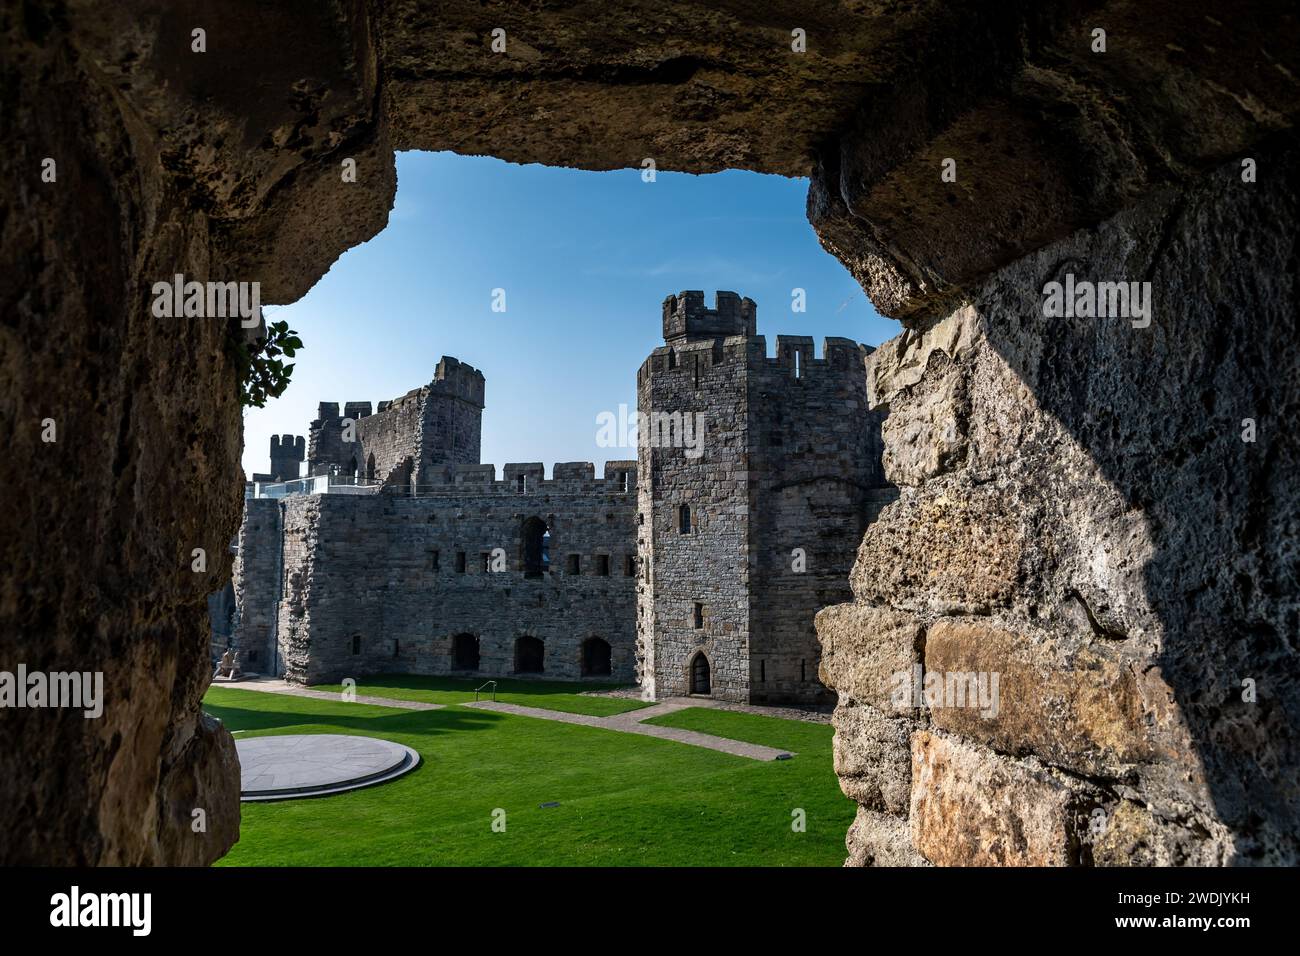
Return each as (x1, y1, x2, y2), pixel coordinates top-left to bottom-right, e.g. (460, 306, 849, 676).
(244, 151, 897, 478)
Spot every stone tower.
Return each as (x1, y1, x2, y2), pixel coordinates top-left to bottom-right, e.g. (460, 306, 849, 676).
(636, 291, 891, 705)
(268, 434, 305, 481)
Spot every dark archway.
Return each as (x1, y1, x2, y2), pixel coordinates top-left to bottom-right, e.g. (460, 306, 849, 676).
(690, 653, 711, 696)
(452, 633, 479, 671)
(365, 453, 376, 480)
(581, 637, 612, 677)
(521, 517, 549, 578)
(515, 635, 545, 674)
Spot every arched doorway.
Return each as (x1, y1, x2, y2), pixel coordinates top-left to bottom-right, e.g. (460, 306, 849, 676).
(515, 635, 545, 673)
(690, 653, 711, 696)
(366, 452, 376, 480)
(581, 637, 612, 677)
(521, 516, 549, 578)
(452, 633, 479, 671)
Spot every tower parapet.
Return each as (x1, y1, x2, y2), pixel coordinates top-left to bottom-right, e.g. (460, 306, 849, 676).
(662, 290, 756, 343)
(269, 434, 305, 481)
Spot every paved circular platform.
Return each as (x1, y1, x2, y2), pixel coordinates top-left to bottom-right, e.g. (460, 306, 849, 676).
(237, 734, 420, 802)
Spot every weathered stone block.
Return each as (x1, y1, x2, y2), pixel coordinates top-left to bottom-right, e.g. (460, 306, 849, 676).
(850, 480, 1024, 614)
(923, 619, 1156, 777)
(910, 730, 1097, 866)
(832, 702, 912, 813)
(845, 807, 929, 867)
(816, 603, 921, 711)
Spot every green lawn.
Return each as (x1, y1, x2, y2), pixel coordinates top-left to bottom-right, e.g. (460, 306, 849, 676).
(307, 674, 652, 717)
(205, 688, 852, 866)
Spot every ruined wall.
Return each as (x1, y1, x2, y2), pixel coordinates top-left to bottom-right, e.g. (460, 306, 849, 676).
(638, 293, 888, 704)
(308, 358, 485, 483)
(276, 462, 638, 684)
(819, 145, 1300, 866)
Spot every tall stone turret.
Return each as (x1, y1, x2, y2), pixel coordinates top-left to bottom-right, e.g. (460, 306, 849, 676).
(269, 434, 305, 481)
(636, 291, 892, 705)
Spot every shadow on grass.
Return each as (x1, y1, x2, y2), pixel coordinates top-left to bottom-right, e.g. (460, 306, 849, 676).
(204, 700, 505, 737)
(312, 674, 634, 698)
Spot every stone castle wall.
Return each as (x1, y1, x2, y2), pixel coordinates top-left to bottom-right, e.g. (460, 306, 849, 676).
(747, 336, 892, 704)
(818, 146, 1300, 866)
(229, 497, 283, 674)
(275, 462, 638, 684)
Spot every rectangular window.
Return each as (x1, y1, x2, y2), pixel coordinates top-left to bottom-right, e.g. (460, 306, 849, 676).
(455, 551, 467, 573)
(624, 554, 635, 577)
(351, 635, 361, 655)
(760, 659, 766, 683)
(596, 554, 610, 576)
(566, 554, 581, 575)
(481, 552, 493, 573)
(428, 549, 440, 571)
(693, 603, 704, 629)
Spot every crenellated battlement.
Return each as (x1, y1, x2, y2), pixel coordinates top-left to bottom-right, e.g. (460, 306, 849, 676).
(662, 290, 756, 343)
(639, 333, 870, 384)
(403, 460, 637, 496)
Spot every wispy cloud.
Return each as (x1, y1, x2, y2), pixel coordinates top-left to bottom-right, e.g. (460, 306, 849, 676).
(582, 255, 783, 284)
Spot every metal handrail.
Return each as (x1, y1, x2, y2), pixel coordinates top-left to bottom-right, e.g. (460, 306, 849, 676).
(474, 680, 498, 702)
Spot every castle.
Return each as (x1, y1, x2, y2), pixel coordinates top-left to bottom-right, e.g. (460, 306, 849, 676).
(215, 292, 892, 704)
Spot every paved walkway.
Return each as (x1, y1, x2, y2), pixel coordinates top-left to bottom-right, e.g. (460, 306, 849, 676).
(212, 677, 445, 711)
(462, 698, 794, 761)
(217, 680, 791, 761)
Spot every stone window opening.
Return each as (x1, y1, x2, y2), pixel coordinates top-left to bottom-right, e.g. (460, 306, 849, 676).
(351, 634, 361, 655)
(693, 354, 700, 388)
(711, 338, 724, 365)
(452, 633, 479, 671)
(624, 554, 635, 576)
(428, 549, 439, 571)
(693, 602, 704, 629)
(667, 348, 676, 370)
(515, 635, 545, 674)
(679, 503, 692, 534)
(794, 349, 802, 379)
(801, 658, 807, 682)
(481, 551, 493, 573)
(566, 553, 581, 575)
(620, 471, 630, 492)
(581, 637, 612, 677)
(522, 516, 549, 578)
(760, 659, 766, 682)
(690, 652, 711, 696)
(393, 639, 400, 658)
(516, 474, 526, 492)
(596, 554, 610, 576)
(366, 452, 376, 480)
(455, 551, 467, 573)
